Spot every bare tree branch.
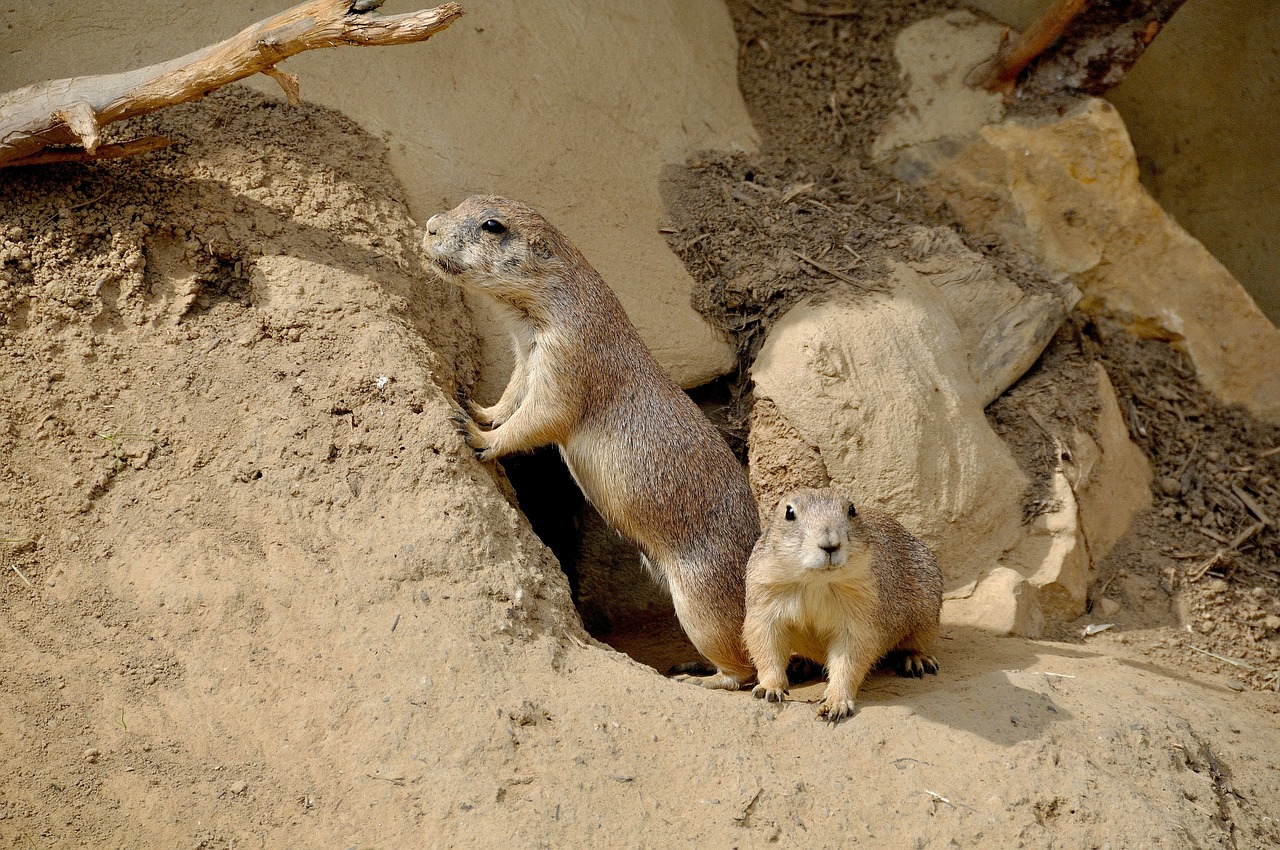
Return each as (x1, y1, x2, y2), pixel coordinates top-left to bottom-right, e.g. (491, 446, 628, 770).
(968, 0, 1188, 97)
(0, 0, 464, 168)
(1020, 0, 1188, 96)
(967, 0, 1089, 94)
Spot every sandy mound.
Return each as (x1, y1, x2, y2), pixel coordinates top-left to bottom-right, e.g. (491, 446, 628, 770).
(2, 3, 1278, 848)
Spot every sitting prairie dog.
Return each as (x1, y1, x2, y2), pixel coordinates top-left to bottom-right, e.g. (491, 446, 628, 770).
(744, 487, 942, 723)
(421, 195, 759, 689)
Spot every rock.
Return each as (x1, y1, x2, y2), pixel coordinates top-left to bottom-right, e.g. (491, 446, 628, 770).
(1002, 469, 1090, 622)
(84, 747, 100, 763)
(1002, 363, 1151, 621)
(1158, 477, 1182, 497)
(1097, 596, 1122, 617)
(904, 225, 1080, 406)
(750, 264, 1028, 590)
(875, 14, 1280, 422)
(746, 396, 831, 518)
(942, 567, 1044, 638)
(1065, 364, 1154, 560)
(871, 12, 1005, 159)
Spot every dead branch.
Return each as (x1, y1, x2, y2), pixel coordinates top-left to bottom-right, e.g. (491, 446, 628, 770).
(969, 0, 1188, 97)
(967, 0, 1089, 94)
(1187, 522, 1264, 581)
(0, 0, 463, 169)
(2, 136, 173, 169)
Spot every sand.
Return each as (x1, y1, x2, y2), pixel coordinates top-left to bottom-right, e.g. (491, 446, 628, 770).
(2, 2, 1278, 848)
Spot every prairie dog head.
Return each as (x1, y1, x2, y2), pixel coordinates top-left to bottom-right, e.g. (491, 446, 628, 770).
(421, 195, 574, 311)
(757, 488, 871, 577)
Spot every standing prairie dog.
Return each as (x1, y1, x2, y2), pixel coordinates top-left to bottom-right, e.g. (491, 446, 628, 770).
(744, 487, 942, 723)
(421, 195, 759, 689)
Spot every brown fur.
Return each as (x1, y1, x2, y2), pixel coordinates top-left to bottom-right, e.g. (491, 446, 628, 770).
(744, 487, 942, 723)
(422, 195, 759, 688)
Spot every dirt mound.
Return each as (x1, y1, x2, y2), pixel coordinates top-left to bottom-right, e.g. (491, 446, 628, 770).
(3, 4, 1279, 849)
(0, 87, 578, 847)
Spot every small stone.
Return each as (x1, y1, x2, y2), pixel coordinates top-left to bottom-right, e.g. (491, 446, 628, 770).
(1207, 579, 1229, 594)
(230, 780, 248, 795)
(84, 747, 100, 763)
(1226, 679, 1246, 692)
(1263, 614, 1280, 632)
(1097, 596, 1121, 617)
(1158, 477, 1181, 497)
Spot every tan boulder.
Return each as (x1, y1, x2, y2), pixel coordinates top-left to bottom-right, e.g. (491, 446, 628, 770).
(750, 268, 1149, 635)
(942, 566, 1044, 638)
(958, 363, 1152, 636)
(749, 265, 1029, 590)
(875, 14, 1280, 421)
(903, 225, 1080, 406)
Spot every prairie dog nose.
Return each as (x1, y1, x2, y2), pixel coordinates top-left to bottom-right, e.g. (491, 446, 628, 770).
(819, 540, 841, 555)
(425, 213, 443, 236)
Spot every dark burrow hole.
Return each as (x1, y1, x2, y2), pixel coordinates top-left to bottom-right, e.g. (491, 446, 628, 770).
(502, 446, 702, 676)
(500, 382, 746, 676)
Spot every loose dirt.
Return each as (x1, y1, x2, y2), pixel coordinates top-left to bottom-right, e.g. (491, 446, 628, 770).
(2, 2, 1278, 848)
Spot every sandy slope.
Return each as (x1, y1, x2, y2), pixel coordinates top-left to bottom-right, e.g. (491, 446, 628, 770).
(0, 87, 1276, 850)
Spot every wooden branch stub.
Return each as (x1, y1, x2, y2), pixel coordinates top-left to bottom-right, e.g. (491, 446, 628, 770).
(1018, 0, 1188, 96)
(968, 0, 1189, 98)
(4, 136, 172, 169)
(966, 0, 1089, 94)
(55, 101, 102, 153)
(0, 0, 464, 169)
(264, 67, 303, 105)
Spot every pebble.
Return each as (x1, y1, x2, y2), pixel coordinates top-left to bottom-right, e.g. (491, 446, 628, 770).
(1264, 615, 1280, 632)
(1158, 477, 1181, 497)
(1226, 679, 1246, 692)
(84, 747, 100, 763)
(230, 780, 248, 795)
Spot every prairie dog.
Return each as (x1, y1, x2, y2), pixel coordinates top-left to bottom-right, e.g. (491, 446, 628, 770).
(744, 487, 942, 723)
(421, 195, 759, 689)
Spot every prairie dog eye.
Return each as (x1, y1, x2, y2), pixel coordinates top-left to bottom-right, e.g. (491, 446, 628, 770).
(848, 503, 857, 519)
(480, 219, 507, 235)
(784, 505, 796, 521)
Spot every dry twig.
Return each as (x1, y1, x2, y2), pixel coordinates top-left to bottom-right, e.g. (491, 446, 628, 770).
(792, 250, 879, 291)
(782, 1, 859, 18)
(968, 0, 1189, 97)
(966, 0, 1088, 94)
(0, 0, 463, 168)
(1185, 643, 1258, 672)
(1188, 522, 1264, 581)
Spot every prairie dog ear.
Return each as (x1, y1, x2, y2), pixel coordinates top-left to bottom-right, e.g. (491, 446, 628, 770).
(530, 235, 554, 261)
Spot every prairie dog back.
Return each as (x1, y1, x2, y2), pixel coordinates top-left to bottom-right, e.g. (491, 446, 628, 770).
(744, 487, 942, 723)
